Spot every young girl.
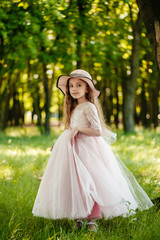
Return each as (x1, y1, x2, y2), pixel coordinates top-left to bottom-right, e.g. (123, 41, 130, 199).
(32, 69, 153, 231)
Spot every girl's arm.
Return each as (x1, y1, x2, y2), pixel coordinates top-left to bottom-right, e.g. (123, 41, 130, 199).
(78, 126, 101, 136)
(71, 126, 101, 139)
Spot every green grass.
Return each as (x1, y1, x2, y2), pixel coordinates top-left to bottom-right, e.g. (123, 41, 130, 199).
(0, 126, 160, 240)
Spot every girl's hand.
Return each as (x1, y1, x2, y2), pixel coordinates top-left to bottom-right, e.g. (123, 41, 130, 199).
(50, 145, 54, 151)
(70, 127, 79, 141)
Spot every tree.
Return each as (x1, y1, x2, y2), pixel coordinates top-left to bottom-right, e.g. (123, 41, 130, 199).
(136, 0, 160, 75)
(123, 12, 142, 132)
(136, 0, 160, 128)
(0, 0, 159, 132)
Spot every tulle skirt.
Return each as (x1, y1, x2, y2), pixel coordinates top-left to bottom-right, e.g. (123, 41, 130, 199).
(32, 130, 153, 220)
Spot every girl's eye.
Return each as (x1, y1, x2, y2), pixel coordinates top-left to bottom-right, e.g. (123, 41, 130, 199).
(69, 83, 81, 87)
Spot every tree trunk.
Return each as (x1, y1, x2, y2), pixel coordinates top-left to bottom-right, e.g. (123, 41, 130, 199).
(34, 94, 42, 126)
(76, 29, 82, 69)
(115, 67, 119, 128)
(27, 60, 42, 126)
(140, 78, 150, 127)
(0, 71, 19, 130)
(0, 94, 10, 130)
(101, 75, 108, 122)
(109, 79, 113, 124)
(152, 88, 159, 127)
(76, 0, 88, 68)
(134, 96, 140, 125)
(149, 76, 160, 127)
(115, 81, 119, 128)
(104, 77, 112, 124)
(0, 32, 4, 81)
(76, 1, 83, 68)
(0, 75, 10, 130)
(136, 0, 160, 75)
(43, 63, 50, 134)
(123, 13, 142, 132)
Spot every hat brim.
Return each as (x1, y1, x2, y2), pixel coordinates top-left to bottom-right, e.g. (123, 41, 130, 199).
(57, 75, 101, 98)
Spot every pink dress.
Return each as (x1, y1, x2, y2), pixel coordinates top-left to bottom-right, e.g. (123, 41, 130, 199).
(32, 102, 153, 219)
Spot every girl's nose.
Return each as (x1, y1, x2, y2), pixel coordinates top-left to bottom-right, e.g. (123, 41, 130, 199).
(72, 86, 77, 90)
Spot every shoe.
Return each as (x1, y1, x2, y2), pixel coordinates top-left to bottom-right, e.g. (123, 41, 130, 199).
(75, 219, 84, 229)
(87, 221, 98, 232)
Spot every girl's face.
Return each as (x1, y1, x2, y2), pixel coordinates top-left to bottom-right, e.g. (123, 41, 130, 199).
(69, 78, 88, 102)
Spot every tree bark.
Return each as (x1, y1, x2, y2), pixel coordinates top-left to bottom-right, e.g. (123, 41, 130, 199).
(101, 74, 108, 122)
(27, 60, 42, 127)
(149, 76, 160, 127)
(1, 94, 10, 130)
(76, 0, 84, 68)
(152, 87, 159, 127)
(140, 78, 150, 127)
(115, 81, 119, 128)
(43, 63, 50, 134)
(76, 0, 89, 68)
(123, 13, 142, 132)
(0, 71, 19, 130)
(136, 0, 160, 75)
(115, 67, 119, 128)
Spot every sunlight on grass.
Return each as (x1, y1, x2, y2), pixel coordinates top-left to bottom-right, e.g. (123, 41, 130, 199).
(5, 147, 51, 157)
(0, 165, 14, 180)
(4, 126, 41, 137)
(4, 126, 64, 137)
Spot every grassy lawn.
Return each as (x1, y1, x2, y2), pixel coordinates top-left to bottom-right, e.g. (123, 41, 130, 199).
(0, 126, 160, 240)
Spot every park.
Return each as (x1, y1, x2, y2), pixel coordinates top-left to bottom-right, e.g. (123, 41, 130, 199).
(0, 0, 160, 239)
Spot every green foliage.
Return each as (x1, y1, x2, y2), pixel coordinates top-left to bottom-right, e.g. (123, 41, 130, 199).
(0, 0, 159, 131)
(0, 126, 160, 239)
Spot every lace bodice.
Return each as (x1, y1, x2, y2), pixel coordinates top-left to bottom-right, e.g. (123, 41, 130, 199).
(70, 101, 117, 144)
(70, 102, 102, 132)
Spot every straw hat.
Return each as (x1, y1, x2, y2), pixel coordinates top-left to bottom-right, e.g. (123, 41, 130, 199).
(57, 69, 101, 98)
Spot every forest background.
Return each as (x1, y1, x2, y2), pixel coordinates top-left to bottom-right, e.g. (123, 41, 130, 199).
(0, 0, 160, 134)
(1, 1, 160, 239)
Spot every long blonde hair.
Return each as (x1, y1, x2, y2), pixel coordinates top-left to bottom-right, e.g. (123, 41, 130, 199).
(64, 78, 107, 129)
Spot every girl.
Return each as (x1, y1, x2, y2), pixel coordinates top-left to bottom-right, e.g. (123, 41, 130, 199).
(32, 69, 153, 231)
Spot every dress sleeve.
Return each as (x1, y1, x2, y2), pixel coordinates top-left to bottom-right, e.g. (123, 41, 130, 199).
(85, 103, 102, 132)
